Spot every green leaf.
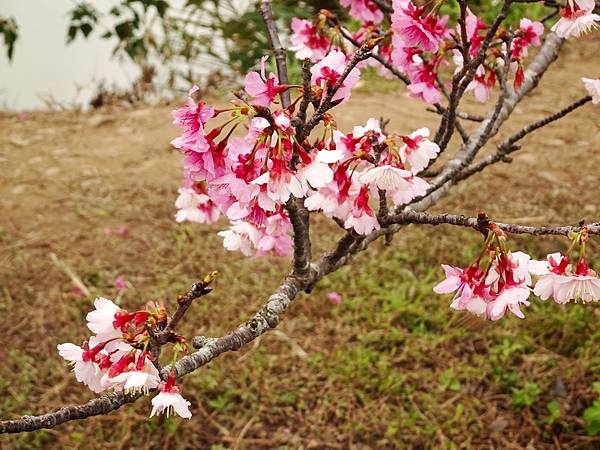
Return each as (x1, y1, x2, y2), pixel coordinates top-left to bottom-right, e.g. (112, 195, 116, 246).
(67, 25, 78, 43)
(545, 400, 561, 425)
(80, 23, 93, 38)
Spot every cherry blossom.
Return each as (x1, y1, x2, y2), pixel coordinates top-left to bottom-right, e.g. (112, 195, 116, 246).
(406, 63, 441, 104)
(256, 212, 293, 256)
(359, 164, 413, 191)
(391, 0, 449, 53)
(340, 0, 383, 24)
(109, 353, 161, 395)
(390, 34, 423, 77)
(150, 375, 192, 419)
(434, 233, 538, 320)
(170, 85, 214, 154)
(344, 186, 380, 234)
(175, 186, 220, 224)
(244, 56, 288, 107)
(86, 297, 122, 341)
(297, 149, 344, 191)
(533, 253, 600, 303)
(311, 50, 361, 104)
(218, 221, 262, 256)
(513, 18, 544, 58)
(114, 277, 128, 290)
(582, 77, 600, 104)
(290, 17, 330, 61)
(57, 342, 105, 393)
(551, 5, 600, 39)
(399, 127, 440, 173)
(327, 291, 343, 305)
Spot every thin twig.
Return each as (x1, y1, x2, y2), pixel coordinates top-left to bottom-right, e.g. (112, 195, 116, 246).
(386, 210, 600, 236)
(258, 0, 290, 107)
(458, 95, 592, 181)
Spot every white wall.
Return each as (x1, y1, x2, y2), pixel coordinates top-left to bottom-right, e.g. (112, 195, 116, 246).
(0, 0, 139, 111)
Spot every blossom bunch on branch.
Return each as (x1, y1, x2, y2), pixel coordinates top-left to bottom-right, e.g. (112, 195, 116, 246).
(57, 272, 217, 419)
(434, 222, 600, 320)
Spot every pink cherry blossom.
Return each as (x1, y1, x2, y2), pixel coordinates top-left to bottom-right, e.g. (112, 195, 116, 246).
(534, 254, 600, 303)
(327, 291, 343, 305)
(109, 353, 161, 394)
(175, 187, 220, 224)
(435, 248, 539, 320)
(57, 342, 105, 393)
(251, 161, 305, 204)
(344, 186, 380, 234)
(218, 221, 261, 256)
(255, 213, 293, 256)
(399, 127, 440, 173)
(340, 0, 384, 24)
(391, 0, 449, 52)
(170, 85, 214, 153)
(290, 18, 330, 62)
(464, 65, 496, 103)
(114, 277, 128, 290)
(407, 64, 441, 104)
(487, 285, 531, 320)
(304, 172, 359, 220)
(311, 50, 361, 104)
(464, 9, 487, 56)
(551, 6, 600, 39)
(390, 34, 423, 77)
(297, 149, 344, 191)
(568, 0, 596, 10)
(359, 165, 413, 191)
(86, 297, 122, 340)
(352, 118, 385, 141)
(517, 18, 544, 52)
(150, 375, 192, 419)
(582, 77, 600, 104)
(433, 264, 473, 299)
(244, 56, 287, 107)
(387, 174, 429, 206)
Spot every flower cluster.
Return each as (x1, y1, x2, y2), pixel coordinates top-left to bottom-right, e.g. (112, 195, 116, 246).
(58, 297, 192, 419)
(551, 0, 600, 39)
(170, 47, 442, 256)
(170, 1, 598, 258)
(288, 0, 600, 107)
(434, 227, 600, 320)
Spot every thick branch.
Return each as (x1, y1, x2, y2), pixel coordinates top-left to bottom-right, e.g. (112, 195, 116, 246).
(410, 32, 564, 212)
(0, 392, 138, 434)
(259, 0, 311, 276)
(434, 0, 512, 152)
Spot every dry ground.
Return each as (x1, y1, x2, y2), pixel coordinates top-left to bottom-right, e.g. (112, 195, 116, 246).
(1, 37, 600, 449)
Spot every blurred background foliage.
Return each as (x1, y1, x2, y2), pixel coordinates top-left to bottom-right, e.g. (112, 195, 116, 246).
(1, 0, 557, 96)
(63, 0, 343, 94)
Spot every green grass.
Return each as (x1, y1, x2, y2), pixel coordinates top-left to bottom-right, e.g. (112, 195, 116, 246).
(2, 222, 600, 448)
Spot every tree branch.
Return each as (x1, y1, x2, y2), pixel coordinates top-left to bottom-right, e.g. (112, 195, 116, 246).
(408, 32, 564, 213)
(386, 210, 600, 236)
(0, 392, 138, 434)
(259, 0, 311, 277)
(458, 95, 592, 181)
(258, 0, 290, 107)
